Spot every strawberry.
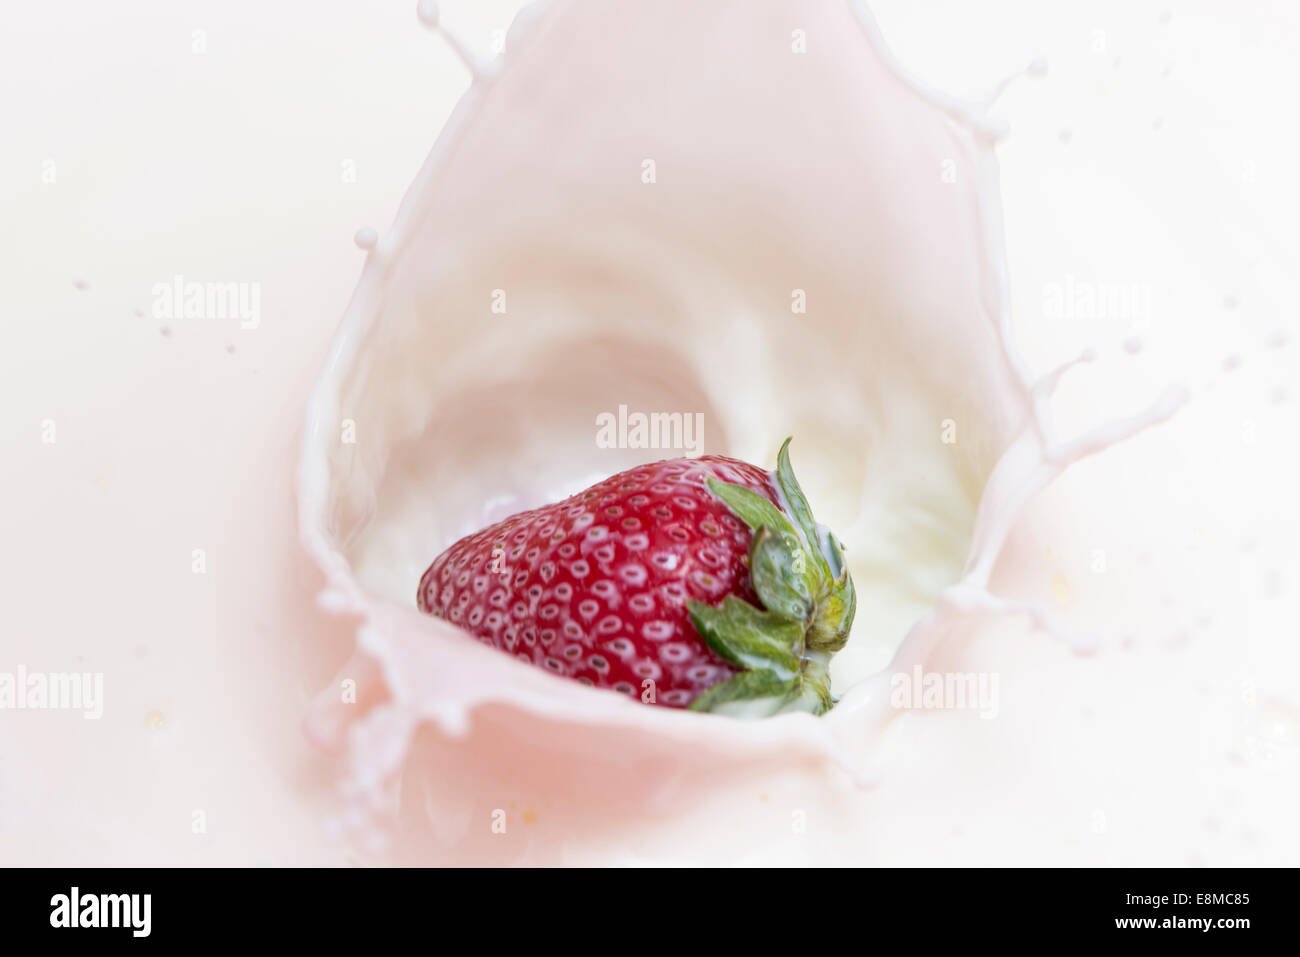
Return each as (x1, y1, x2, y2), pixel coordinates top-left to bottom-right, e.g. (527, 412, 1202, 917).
(416, 439, 855, 716)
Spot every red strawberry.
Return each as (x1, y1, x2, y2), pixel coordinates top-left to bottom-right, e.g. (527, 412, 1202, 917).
(416, 439, 855, 716)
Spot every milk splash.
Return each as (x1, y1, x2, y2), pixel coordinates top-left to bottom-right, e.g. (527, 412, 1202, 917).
(297, 0, 1191, 857)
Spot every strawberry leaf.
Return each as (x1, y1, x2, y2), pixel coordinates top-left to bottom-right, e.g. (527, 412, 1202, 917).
(824, 529, 849, 581)
(749, 526, 815, 620)
(776, 437, 822, 554)
(704, 478, 799, 541)
(808, 534, 855, 652)
(807, 583, 855, 652)
(688, 652, 834, 716)
(687, 669, 801, 715)
(686, 596, 802, 678)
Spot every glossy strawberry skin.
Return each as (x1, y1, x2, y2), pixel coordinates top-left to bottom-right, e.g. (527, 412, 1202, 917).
(417, 456, 780, 708)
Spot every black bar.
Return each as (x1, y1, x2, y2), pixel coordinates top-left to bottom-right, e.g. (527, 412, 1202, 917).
(0, 867, 1287, 943)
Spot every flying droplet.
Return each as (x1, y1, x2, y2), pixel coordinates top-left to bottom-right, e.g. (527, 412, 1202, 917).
(416, 0, 439, 29)
(354, 227, 379, 250)
(1241, 699, 1298, 768)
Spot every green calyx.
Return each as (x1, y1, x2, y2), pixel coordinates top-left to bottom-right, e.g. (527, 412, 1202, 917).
(687, 438, 856, 718)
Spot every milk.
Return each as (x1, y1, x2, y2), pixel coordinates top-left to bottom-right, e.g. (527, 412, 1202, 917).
(296, 0, 1294, 863)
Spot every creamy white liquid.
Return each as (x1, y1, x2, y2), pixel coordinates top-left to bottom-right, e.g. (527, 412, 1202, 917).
(296, 0, 1241, 859)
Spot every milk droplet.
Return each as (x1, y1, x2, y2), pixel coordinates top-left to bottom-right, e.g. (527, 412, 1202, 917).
(1242, 700, 1298, 768)
(73, 277, 89, 291)
(1122, 336, 1144, 355)
(1265, 329, 1290, 349)
(1221, 354, 1242, 372)
(354, 227, 378, 250)
(416, 0, 439, 29)
(413, 0, 487, 79)
(1026, 58, 1048, 77)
